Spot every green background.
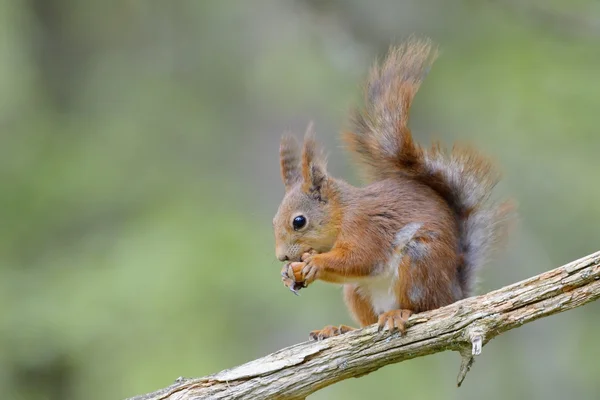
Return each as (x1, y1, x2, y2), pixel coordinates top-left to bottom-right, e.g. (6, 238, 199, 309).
(1, 1, 599, 399)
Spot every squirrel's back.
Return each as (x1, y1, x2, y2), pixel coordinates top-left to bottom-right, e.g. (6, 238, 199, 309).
(343, 37, 514, 296)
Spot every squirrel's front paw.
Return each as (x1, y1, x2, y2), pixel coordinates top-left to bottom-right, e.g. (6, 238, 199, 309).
(281, 263, 306, 295)
(301, 250, 317, 262)
(281, 260, 320, 292)
(296, 261, 320, 286)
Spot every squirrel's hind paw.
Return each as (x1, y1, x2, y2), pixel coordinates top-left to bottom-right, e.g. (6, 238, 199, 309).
(309, 325, 355, 341)
(377, 309, 414, 335)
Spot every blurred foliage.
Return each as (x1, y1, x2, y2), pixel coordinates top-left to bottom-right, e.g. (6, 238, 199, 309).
(1, 0, 599, 399)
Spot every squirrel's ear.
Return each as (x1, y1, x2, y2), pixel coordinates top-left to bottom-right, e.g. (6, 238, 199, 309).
(301, 123, 329, 199)
(280, 134, 301, 191)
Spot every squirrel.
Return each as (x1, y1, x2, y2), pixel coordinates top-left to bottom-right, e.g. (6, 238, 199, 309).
(273, 37, 514, 340)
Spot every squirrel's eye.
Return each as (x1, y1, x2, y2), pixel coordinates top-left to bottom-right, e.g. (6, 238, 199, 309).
(292, 215, 307, 231)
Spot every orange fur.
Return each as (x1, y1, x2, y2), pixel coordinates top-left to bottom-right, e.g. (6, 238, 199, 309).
(343, 285, 377, 326)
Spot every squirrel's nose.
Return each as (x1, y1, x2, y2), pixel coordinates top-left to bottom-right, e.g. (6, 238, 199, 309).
(276, 248, 289, 262)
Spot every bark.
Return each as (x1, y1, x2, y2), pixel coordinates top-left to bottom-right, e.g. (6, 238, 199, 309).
(127, 251, 600, 400)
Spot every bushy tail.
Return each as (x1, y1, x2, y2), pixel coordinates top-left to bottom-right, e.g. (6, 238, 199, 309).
(343, 37, 514, 295)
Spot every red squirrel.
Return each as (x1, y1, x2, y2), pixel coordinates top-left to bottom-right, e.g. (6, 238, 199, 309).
(273, 37, 514, 340)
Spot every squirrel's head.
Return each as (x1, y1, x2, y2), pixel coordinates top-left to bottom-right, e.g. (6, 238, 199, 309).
(273, 124, 341, 262)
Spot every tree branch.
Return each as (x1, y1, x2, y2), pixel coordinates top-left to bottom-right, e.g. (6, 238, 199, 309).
(127, 251, 600, 400)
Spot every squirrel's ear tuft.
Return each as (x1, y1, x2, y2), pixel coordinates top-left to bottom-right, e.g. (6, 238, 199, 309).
(301, 122, 329, 199)
(280, 133, 301, 191)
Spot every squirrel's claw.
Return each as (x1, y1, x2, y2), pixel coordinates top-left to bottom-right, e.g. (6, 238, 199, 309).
(377, 309, 413, 335)
(309, 325, 356, 341)
(281, 263, 307, 294)
(281, 276, 300, 295)
(301, 263, 319, 285)
(290, 281, 306, 295)
(288, 261, 307, 282)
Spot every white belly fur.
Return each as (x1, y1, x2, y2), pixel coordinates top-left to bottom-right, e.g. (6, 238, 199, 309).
(355, 223, 422, 316)
(358, 275, 398, 315)
(356, 246, 404, 315)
